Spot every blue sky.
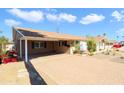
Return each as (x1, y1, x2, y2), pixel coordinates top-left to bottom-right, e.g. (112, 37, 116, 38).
(0, 8, 124, 41)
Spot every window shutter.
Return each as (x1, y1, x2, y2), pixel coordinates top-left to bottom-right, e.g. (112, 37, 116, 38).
(32, 41, 34, 49)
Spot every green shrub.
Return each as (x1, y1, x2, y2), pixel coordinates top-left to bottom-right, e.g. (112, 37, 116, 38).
(0, 50, 7, 55)
(87, 39, 96, 55)
(73, 41, 81, 54)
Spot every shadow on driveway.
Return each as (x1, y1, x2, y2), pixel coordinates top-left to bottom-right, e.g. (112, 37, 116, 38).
(24, 60, 47, 85)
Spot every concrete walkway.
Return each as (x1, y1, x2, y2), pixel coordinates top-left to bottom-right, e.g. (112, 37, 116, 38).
(0, 61, 47, 85)
(0, 62, 30, 85)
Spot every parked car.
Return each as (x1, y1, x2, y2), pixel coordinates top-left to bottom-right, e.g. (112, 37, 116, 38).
(113, 43, 122, 48)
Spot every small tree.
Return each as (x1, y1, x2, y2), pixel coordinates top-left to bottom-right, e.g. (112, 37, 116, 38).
(0, 36, 9, 54)
(87, 38, 96, 55)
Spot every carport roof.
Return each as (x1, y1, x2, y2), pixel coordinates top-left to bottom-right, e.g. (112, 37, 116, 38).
(14, 27, 85, 41)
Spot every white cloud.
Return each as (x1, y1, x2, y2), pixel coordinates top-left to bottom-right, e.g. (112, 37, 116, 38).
(8, 8, 44, 22)
(116, 28, 124, 35)
(46, 14, 58, 21)
(79, 13, 105, 25)
(112, 10, 124, 21)
(5, 19, 21, 27)
(46, 8, 57, 13)
(46, 13, 77, 23)
(59, 13, 77, 23)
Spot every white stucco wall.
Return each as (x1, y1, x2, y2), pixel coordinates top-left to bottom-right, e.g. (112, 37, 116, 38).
(5, 44, 14, 51)
(96, 42, 104, 52)
(80, 41, 87, 51)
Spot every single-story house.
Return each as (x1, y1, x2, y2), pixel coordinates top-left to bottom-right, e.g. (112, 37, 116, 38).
(0, 42, 14, 53)
(13, 27, 84, 62)
(95, 36, 116, 52)
(95, 35, 106, 52)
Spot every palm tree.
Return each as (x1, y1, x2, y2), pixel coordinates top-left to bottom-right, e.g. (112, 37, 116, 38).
(102, 33, 107, 50)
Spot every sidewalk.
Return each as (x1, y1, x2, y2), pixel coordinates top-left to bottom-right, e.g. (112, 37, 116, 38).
(0, 62, 30, 85)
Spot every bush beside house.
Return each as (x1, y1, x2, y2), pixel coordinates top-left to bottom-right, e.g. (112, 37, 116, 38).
(0, 36, 9, 55)
(87, 38, 96, 56)
(73, 41, 81, 54)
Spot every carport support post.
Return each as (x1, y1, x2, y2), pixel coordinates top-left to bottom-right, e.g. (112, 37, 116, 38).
(25, 39, 28, 62)
(20, 39, 22, 58)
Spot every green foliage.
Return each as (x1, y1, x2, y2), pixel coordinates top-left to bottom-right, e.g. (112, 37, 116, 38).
(0, 36, 9, 45)
(0, 36, 9, 54)
(0, 50, 7, 55)
(73, 41, 81, 54)
(87, 38, 96, 53)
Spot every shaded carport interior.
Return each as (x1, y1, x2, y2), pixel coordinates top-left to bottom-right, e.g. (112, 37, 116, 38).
(17, 35, 71, 62)
(20, 38, 72, 60)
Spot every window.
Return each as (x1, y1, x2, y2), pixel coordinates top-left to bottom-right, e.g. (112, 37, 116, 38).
(58, 41, 61, 46)
(62, 41, 67, 46)
(57, 41, 68, 47)
(35, 42, 40, 48)
(32, 41, 47, 49)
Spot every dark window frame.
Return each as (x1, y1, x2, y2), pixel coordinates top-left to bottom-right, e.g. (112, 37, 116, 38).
(58, 41, 61, 47)
(32, 41, 47, 49)
(62, 41, 67, 46)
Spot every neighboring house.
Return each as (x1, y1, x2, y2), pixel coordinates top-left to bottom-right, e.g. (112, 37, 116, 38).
(80, 35, 114, 53)
(0, 42, 14, 53)
(95, 36, 116, 52)
(5, 43, 14, 51)
(13, 27, 84, 62)
(80, 40, 87, 52)
(94, 36, 106, 52)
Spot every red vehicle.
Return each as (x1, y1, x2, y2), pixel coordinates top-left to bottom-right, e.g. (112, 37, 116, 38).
(113, 43, 122, 48)
(0, 49, 18, 64)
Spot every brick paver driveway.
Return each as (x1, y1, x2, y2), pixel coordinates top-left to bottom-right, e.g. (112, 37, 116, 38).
(30, 54, 124, 85)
